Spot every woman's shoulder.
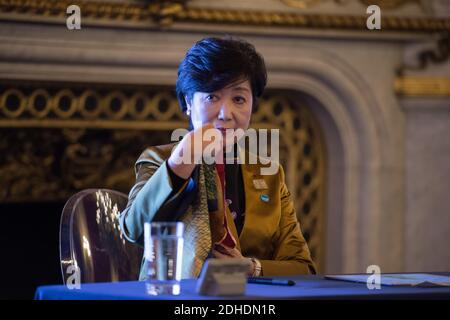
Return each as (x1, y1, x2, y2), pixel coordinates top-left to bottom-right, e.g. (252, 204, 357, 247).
(240, 148, 283, 178)
(136, 142, 178, 166)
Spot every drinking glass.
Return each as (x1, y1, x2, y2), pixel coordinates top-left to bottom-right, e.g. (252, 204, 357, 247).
(144, 221, 184, 295)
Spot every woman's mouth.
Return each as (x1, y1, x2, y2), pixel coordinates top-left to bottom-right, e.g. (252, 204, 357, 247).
(217, 127, 229, 135)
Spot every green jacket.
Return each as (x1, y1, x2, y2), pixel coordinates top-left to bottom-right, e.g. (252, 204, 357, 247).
(119, 143, 317, 279)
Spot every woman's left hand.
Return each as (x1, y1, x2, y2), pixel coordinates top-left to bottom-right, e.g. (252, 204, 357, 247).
(212, 244, 255, 275)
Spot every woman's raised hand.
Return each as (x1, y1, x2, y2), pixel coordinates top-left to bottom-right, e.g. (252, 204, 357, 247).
(167, 123, 223, 179)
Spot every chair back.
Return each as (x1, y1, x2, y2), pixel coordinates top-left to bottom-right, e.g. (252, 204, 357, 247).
(60, 189, 142, 284)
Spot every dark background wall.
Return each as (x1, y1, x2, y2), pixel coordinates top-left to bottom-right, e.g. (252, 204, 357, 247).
(0, 202, 63, 299)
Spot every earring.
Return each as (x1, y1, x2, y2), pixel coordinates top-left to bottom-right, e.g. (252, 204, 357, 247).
(186, 108, 191, 116)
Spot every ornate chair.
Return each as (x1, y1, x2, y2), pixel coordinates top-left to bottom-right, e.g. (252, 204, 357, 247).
(59, 189, 142, 284)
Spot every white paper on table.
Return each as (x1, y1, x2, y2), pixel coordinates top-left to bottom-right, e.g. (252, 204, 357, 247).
(325, 273, 450, 287)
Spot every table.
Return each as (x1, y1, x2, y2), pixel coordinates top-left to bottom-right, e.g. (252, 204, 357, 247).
(35, 274, 450, 300)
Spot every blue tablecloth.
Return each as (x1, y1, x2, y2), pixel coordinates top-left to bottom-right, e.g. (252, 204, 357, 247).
(35, 274, 450, 300)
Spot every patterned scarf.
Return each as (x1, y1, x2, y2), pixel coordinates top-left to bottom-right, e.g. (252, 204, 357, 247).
(179, 163, 237, 278)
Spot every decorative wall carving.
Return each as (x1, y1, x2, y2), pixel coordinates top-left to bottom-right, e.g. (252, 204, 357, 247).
(281, 0, 419, 10)
(0, 0, 448, 31)
(0, 82, 326, 270)
(398, 33, 450, 75)
(395, 33, 450, 96)
(395, 76, 450, 96)
(358, 0, 420, 10)
(280, 0, 341, 9)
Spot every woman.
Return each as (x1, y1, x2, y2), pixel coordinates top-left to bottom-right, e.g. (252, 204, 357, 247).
(119, 37, 317, 280)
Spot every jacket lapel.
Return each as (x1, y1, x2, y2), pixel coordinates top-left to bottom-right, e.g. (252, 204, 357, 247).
(224, 146, 264, 251)
(238, 160, 261, 243)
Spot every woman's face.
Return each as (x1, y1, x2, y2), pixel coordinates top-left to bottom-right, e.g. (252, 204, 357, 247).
(186, 79, 253, 146)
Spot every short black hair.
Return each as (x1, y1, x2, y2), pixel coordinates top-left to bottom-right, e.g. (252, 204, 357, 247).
(176, 36, 267, 113)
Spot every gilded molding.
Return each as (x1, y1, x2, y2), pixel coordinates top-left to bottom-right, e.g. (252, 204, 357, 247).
(358, 0, 420, 10)
(280, 0, 328, 9)
(395, 77, 450, 96)
(281, 0, 419, 10)
(0, 0, 449, 32)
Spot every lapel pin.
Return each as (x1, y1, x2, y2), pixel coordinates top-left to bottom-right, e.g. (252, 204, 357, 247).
(260, 194, 270, 202)
(253, 178, 268, 190)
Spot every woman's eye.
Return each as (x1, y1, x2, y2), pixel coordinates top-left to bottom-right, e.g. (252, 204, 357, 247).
(205, 94, 218, 102)
(234, 96, 246, 104)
